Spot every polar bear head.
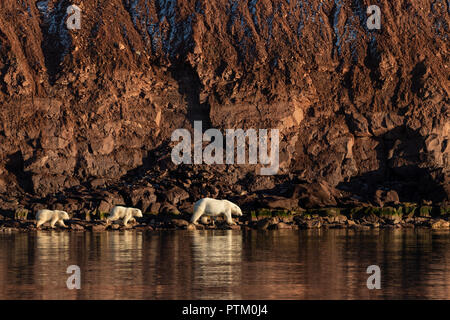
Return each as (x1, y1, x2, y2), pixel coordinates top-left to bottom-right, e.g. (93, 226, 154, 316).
(227, 201, 243, 216)
(57, 210, 70, 220)
(132, 208, 143, 218)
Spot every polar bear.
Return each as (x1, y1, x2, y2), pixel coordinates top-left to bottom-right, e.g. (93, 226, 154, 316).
(106, 206, 143, 226)
(191, 198, 243, 225)
(36, 209, 70, 228)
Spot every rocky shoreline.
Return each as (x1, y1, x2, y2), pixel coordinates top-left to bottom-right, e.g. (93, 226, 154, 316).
(2, 204, 449, 232)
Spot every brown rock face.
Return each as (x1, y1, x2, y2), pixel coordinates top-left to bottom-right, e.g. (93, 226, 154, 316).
(0, 1, 448, 208)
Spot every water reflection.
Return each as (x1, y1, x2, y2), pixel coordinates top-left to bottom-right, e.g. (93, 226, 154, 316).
(191, 231, 242, 299)
(0, 229, 448, 299)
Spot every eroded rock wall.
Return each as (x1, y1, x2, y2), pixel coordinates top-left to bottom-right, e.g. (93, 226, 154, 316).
(0, 0, 448, 208)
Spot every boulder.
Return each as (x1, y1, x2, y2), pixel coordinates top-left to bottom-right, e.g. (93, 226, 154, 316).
(298, 219, 322, 229)
(293, 181, 338, 208)
(88, 224, 106, 232)
(259, 196, 298, 210)
(187, 223, 197, 231)
(256, 218, 271, 230)
(70, 223, 85, 231)
(374, 189, 400, 206)
(172, 219, 189, 228)
(159, 203, 181, 215)
(274, 222, 292, 229)
(129, 185, 157, 212)
(431, 219, 450, 229)
(149, 202, 161, 214)
(165, 186, 190, 205)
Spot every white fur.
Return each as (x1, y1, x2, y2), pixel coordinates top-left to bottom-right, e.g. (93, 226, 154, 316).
(191, 198, 243, 225)
(106, 206, 143, 226)
(36, 209, 70, 228)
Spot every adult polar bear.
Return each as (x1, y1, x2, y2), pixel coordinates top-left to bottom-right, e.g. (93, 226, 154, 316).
(191, 198, 243, 225)
(36, 209, 70, 228)
(106, 206, 143, 226)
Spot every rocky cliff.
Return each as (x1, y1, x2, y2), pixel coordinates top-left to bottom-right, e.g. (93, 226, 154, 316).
(0, 0, 448, 214)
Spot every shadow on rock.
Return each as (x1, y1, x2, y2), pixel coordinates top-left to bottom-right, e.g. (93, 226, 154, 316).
(337, 125, 447, 205)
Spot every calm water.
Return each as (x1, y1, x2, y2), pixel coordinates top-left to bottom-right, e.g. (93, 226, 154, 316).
(0, 229, 449, 300)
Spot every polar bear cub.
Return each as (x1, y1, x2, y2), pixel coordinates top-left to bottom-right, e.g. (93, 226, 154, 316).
(36, 209, 70, 228)
(106, 206, 143, 226)
(191, 198, 243, 225)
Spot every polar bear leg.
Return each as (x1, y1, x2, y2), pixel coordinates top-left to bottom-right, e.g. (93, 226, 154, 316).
(57, 219, 67, 228)
(36, 219, 45, 228)
(224, 209, 235, 225)
(123, 212, 132, 226)
(190, 210, 204, 225)
(50, 216, 59, 228)
(106, 207, 121, 224)
(106, 214, 121, 224)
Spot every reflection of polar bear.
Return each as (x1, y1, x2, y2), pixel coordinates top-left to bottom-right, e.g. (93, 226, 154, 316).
(191, 231, 242, 298)
(106, 206, 143, 226)
(36, 209, 70, 228)
(191, 198, 243, 225)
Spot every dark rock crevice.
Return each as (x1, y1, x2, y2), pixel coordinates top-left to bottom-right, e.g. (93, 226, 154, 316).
(170, 62, 212, 128)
